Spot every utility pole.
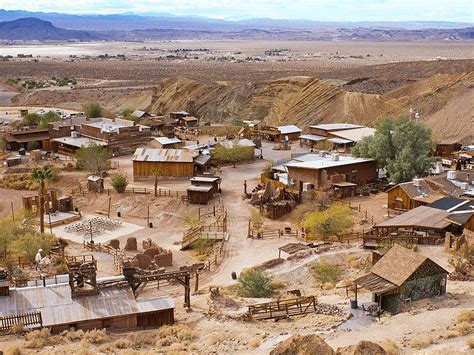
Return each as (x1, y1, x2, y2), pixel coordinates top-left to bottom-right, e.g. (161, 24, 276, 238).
(107, 196, 111, 219)
(11, 202, 14, 222)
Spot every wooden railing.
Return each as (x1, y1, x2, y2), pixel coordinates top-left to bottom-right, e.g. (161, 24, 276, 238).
(83, 242, 123, 273)
(248, 228, 299, 239)
(71, 186, 186, 199)
(0, 311, 43, 332)
(0, 256, 33, 268)
(248, 296, 317, 320)
(362, 233, 443, 248)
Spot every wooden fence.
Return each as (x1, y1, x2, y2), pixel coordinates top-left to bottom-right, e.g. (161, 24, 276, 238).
(362, 233, 443, 248)
(344, 201, 378, 225)
(0, 256, 33, 268)
(83, 242, 123, 273)
(71, 185, 186, 199)
(0, 311, 43, 332)
(248, 228, 299, 239)
(248, 296, 317, 320)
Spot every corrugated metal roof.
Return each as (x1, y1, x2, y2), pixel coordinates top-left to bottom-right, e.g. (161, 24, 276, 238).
(132, 148, 195, 163)
(285, 155, 373, 170)
(190, 177, 219, 183)
(299, 134, 327, 142)
(53, 137, 107, 148)
(154, 136, 182, 146)
(327, 137, 353, 144)
(193, 154, 211, 166)
(187, 185, 213, 192)
(0, 283, 174, 327)
(329, 127, 376, 143)
(277, 125, 302, 134)
(310, 123, 363, 131)
(375, 206, 451, 230)
(220, 139, 256, 149)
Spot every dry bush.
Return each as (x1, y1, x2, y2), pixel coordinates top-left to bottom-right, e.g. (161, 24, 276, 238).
(82, 329, 108, 344)
(210, 333, 225, 345)
(457, 310, 474, 323)
(156, 324, 197, 348)
(62, 329, 85, 341)
(24, 328, 52, 348)
(380, 339, 400, 355)
(466, 337, 474, 349)
(456, 321, 472, 336)
(272, 279, 286, 289)
(322, 282, 336, 290)
(248, 338, 261, 348)
(445, 330, 458, 339)
(98, 343, 117, 353)
(409, 336, 433, 349)
(4, 346, 21, 355)
(76, 346, 95, 355)
(10, 322, 24, 334)
(122, 332, 156, 349)
(0, 173, 38, 190)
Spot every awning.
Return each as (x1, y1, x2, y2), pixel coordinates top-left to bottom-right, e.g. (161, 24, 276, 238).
(354, 273, 398, 294)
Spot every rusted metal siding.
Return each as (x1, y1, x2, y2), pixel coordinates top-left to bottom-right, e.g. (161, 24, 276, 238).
(133, 161, 194, 180)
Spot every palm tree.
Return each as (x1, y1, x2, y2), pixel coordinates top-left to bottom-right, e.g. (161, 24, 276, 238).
(31, 166, 53, 233)
(150, 168, 162, 197)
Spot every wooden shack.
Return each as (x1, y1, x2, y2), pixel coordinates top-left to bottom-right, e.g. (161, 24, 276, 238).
(152, 136, 183, 149)
(354, 244, 448, 314)
(386, 180, 443, 211)
(187, 185, 214, 204)
(87, 175, 104, 192)
(4, 128, 50, 151)
(259, 125, 301, 142)
(132, 148, 195, 181)
(189, 176, 221, 193)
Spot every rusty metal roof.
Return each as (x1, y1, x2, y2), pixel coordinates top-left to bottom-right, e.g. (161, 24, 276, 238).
(132, 148, 195, 163)
(0, 283, 174, 327)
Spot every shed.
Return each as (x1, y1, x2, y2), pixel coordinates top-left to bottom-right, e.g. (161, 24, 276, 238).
(178, 116, 199, 127)
(132, 148, 196, 181)
(132, 110, 152, 120)
(354, 244, 448, 314)
(309, 123, 363, 137)
(0, 283, 174, 333)
(190, 176, 221, 193)
(152, 136, 183, 149)
(386, 180, 443, 211)
(87, 175, 104, 193)
(187, 185, 214, 204)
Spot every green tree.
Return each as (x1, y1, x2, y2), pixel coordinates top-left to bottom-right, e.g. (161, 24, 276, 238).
(39, 111, 61, 128)
(83, 102, 103, 118)
(352, 116, 435, 183)
(302, 203, 353, 240)
(213, 143, 253, 168)
(75, 143, 111, 174)
(22, 113, 41, 126)
(31, 166, 54, 233)
(237, 268, 275, 298)
(111, 172, 128, 193)
(11, 233, 57, 262)
(311, 257, 342, 284)
(150, 168, 162, 197)
(122, 108, 138, 122)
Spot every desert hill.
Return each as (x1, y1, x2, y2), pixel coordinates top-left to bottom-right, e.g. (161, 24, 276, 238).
(147, 73, 473, 143)
(0, 18, 97, 41)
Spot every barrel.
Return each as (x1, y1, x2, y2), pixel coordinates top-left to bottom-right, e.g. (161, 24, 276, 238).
(350, 298, 358, 309)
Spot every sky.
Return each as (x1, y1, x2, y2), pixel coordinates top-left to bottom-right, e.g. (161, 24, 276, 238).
(1, 0, 473, 22)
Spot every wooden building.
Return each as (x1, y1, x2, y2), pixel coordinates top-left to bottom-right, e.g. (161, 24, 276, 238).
(0, 282, 174, 333)
(87, 175, 104, 193)
(187, 185, 214, 204)
(354, 244, 448, 314)
(4, 128, 50, 151)
(190, 176, 221, 193)
(435, 143, 462, 157)
(169, 111, 189, 120)
(308, 123, 363, 137)
(131, 110, 152, 120)
(285, 154, 376, 191)
(386, 180, 443, 211)
(152, 136, 183, 149)
(50, 118, 151, 156)
(132, 148, 196, 181)
(258, 125, 302, 142)
(178, 116, 199, 128)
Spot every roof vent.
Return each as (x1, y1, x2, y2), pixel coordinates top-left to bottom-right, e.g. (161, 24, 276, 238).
(447, 170, 457, 180)
(331, 153, 339, 161)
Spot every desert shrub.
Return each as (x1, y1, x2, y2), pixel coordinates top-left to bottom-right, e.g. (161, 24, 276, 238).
(213, 144, 254, 167)
(456, 321, 472, 336)
(237, 268, 275, 298)
(83, 102, 103, 118)
(122, 332, 155, 349)
(189, 238, 215, 257)
(311, 257, 342, 284)
(22, 113, 41, 126)
(445, 330, 458, 339)
(457, 310, 474, 323)
(448, 257, 471, 274)
(82, 329, 108, 344)
(0, 173, 38, 190)
(380, 339, 400, 355)
(156, 324, 197, 348)
(181, 211, 200, 229)
(272, 279, 286, 289)
(302, 203, 353, 240)
(11, 233, 57, 262)
(75, 143, 111, 174)
(24, 328, 52, 348)
(10, 321, 24, 334)
(409, 335, 433, 349)
(4, 346, 21, 355)
(466, 337, 474, 349)
(111, 172, 128, 193)
(248, 338, 261, 348)
(347, 255, 371, 271)
(55, 263, 68, 275)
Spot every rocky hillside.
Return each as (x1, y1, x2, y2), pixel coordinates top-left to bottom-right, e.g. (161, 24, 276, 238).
(148, 72, 473, 143)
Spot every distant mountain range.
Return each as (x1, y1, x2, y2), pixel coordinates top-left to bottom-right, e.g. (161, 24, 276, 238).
(0, 15, 472, 42)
